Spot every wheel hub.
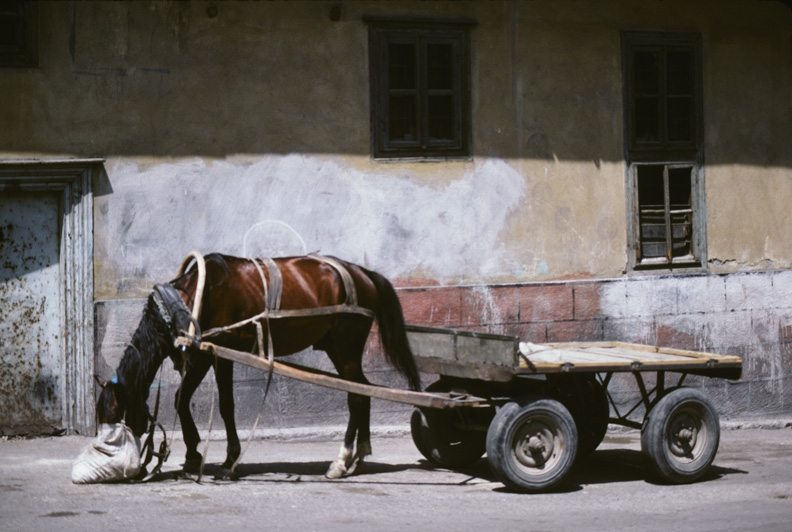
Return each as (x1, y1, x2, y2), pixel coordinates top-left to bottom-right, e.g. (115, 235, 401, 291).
(669, 412, 700, 458)
(515, 422, 555, 468)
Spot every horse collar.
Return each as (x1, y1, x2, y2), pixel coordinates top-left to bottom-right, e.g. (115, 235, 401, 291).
(152, 283, 200, 343)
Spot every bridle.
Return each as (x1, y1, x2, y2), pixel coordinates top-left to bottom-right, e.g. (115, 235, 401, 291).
(132, 283, 201, 482)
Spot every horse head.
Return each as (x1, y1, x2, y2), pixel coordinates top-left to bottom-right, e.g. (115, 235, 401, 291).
(95, 288, 186, 437)
(95, 369, 149, 436)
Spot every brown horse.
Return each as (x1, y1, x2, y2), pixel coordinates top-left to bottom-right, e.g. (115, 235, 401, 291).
(96, 253, 421, 479)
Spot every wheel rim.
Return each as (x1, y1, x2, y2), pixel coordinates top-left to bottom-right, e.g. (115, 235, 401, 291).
(666, 404, 708, 463)
(511, 415, 564, 475)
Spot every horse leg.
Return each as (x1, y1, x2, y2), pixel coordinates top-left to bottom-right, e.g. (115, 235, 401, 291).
(175, 356, 212, 473)
(214, 358, 241, 471)
(327, 388, 372, 479)
(323, 323, 372, 479)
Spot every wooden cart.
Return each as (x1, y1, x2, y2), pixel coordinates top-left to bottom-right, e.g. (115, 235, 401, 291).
(177, 324, 742, 493)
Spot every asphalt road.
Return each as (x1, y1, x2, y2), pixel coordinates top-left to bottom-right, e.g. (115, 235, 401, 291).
(1, 427, 790, 532)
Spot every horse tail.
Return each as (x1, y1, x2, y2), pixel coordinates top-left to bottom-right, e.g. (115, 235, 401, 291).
(363, 268, 422, 391)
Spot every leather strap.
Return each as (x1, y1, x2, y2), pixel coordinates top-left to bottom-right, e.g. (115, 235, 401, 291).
(309, 253, 357, 306)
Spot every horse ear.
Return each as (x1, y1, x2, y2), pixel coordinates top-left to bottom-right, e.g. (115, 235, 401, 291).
(94, 375, 108, 389)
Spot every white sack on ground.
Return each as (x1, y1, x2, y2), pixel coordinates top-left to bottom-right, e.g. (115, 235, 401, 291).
(71, 423, 141, 484)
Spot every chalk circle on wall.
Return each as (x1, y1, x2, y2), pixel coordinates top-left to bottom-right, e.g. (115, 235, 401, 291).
(242, 220, 308, 259)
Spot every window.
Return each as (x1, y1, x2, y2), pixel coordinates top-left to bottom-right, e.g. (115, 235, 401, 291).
(368, 19, 473, 159)
(0, 1, 37, 68)
(622, 32, 703, 269)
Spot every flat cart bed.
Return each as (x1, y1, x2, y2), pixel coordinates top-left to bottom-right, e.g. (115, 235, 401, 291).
(405, 325, 742, 381)
(517, 341, 742, 378)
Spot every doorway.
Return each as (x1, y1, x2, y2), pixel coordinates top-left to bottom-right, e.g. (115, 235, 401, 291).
(0, 160, 99, 435)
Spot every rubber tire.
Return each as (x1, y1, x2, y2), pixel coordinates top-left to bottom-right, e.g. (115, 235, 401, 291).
(486, 397, 578, 493)
(410, 381, 487, 469)
(576, 378, 609, 457)
(553, 376, 609, 457)
(410, 408, 487, 468)
(641, 387, 720, 484)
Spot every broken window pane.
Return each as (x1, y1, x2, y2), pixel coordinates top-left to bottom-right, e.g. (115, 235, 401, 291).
(637, 165, 694, 261)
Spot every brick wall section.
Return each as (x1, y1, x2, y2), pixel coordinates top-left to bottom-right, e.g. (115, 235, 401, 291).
(396, 270, 792, 419)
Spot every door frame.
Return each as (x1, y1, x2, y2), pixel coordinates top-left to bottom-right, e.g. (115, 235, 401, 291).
(0, 159, 101, 435)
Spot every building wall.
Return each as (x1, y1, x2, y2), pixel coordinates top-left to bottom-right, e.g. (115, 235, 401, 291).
(1, 1, 791, 430)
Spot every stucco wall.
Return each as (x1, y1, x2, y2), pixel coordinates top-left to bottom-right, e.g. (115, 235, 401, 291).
(2, 1, 790, 293)
(2, 1, 791, 429)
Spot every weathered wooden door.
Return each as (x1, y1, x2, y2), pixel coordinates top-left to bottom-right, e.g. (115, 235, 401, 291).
(0, 160, 97, 436)
(0, 192, 64, 436)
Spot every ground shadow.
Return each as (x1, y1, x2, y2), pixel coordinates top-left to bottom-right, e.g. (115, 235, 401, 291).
(144, 448, 747, 490)
(571, 449, 748, 486)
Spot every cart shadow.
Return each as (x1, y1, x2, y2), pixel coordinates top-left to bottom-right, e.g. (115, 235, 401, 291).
(449, 448, 748, 494)
(571, 449, 748, 487)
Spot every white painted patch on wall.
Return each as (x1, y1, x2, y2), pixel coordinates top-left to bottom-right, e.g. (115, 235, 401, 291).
(598, 271, 791, 401)
(102, 155, 526, 287)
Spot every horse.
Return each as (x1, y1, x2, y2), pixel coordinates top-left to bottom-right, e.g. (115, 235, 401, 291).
(96, 253, 421, 479)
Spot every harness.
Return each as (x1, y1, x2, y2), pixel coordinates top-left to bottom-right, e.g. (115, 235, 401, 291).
(143, 252, 375, 481)
(201, 253, 375, 340)
(132, 283, 198, 482)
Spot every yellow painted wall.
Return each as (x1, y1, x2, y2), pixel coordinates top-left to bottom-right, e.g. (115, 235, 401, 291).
(1, 1, 790, 298)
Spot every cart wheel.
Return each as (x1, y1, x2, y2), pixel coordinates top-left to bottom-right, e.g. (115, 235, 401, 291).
(641, 387, 720, 484)
(550, 375, 609, 457)
(486, 397, 578, 492)
(576, 378, 609, 457)
(410, 381, 488, 469)
(410, 408, 487, 468)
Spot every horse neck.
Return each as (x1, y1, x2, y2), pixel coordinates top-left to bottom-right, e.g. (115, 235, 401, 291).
(121, 306, 169, 399)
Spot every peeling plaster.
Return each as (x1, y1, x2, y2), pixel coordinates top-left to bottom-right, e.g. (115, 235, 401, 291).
(97, 155, 526, 296)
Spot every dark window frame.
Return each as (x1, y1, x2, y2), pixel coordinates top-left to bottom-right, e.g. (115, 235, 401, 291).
(0, 1, 38, 68)
(367, 18, 474, 160)
(622, 32, 705, 271)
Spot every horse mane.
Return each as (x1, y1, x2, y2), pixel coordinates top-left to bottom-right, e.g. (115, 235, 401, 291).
(104, 293, 173, 436)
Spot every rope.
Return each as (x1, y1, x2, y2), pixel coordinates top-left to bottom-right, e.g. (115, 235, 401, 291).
(221, 258, 276, 480)
(196, 352, 218, 483)
(177, 251, 206, 340)
(201, 304, 374, 339)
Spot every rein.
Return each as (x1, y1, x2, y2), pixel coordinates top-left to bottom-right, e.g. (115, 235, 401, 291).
(132, 252, 206, 483)
(120, 342, 170, 483)
(138, 367, 170, 482)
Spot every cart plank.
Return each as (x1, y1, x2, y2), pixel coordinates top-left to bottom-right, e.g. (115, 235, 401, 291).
(518, 341, 742, 378)
(406, 325, 518, 382)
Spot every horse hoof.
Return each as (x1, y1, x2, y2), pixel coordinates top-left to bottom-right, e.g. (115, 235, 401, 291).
(325, 462, 347, 479)
(174, 470, 198, 481)
(183, 458, 202, 474)
(215, 468, 239, 481)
